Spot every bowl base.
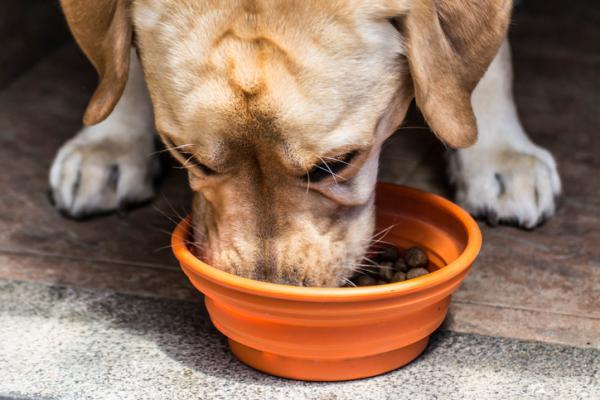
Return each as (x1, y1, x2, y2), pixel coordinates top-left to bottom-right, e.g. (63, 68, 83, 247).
(228, 336, 429, 382)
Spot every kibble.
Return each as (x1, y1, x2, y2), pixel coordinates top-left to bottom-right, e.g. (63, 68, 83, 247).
(348, 245, 431, 287)
(377, 243, 400, 261)
(394, 258, 409, 273)
(390, 271, 407, 283)
(404, 247, 428, 268)
(378, 261, 395, 281)
(406, 267, 429, 279)
(355, 274, 378, 287)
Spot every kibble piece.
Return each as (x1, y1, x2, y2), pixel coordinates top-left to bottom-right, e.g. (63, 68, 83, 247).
(377, 244, 400, 262)
(345, 244, 432, 287)
(378, 261, 395, 281)
(404, 247, 428, 268)
(390, 271, 407, 283)
(355, 274, 378, 287)
(394, 258, 409, 273)
(406, 267, 429, 280)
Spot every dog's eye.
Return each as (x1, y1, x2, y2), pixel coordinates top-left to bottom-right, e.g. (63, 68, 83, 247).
(164, 138, 216, 176)
(177, 149, 216, 176)
(307, 150, 359, 182)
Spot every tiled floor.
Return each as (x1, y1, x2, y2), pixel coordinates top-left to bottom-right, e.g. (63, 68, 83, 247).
(1, 280, 597, 400)
(0, 2, 598, 397)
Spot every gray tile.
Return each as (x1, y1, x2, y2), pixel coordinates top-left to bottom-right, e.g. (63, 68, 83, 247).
(0, 252, 198, 301)
(445, 301, 599, 348)
(0, 280, 598, 400)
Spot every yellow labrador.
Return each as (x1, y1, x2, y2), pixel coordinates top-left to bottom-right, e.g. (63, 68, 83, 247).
(50, 0, 560, 286)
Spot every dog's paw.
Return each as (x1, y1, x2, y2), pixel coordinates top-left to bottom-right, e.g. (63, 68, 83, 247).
(49, 132, 159, 219)
(449, 146, 561, 229)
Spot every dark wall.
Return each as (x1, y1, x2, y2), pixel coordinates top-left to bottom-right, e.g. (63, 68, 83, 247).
(0, 0, 70, 89)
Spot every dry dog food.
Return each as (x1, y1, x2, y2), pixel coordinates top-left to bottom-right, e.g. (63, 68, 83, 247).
(347, 245, 431, 287)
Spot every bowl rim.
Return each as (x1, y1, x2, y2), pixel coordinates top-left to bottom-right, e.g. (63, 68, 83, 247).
(171, 184, 482, 301)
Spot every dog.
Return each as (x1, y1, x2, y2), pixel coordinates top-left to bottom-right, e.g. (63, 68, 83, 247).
(50, 0, 561, 287)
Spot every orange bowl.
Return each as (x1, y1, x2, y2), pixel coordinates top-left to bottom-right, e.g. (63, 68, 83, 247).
(171, 183, 482, 381)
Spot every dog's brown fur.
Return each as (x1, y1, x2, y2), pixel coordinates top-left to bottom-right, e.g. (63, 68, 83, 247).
(60, 0, 510, 286)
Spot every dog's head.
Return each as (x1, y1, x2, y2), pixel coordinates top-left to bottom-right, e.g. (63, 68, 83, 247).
(61, 0, 510, 286)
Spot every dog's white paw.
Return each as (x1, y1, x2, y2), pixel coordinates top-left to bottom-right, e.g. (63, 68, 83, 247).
(49, 130, 159, 218)
(449, 146, 561, 229)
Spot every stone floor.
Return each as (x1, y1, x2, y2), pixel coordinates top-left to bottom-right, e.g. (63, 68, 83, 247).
(0, 1, 598, 399)
(1, 280, 597, 400)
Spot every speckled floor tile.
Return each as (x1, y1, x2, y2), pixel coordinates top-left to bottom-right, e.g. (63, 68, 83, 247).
(0, 280, 598, 400)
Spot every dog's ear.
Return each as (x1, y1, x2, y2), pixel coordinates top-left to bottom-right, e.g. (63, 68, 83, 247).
(61, 0, 132, 125)
(381, 0, 511, 147)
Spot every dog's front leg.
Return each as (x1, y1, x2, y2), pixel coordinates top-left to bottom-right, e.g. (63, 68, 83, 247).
(448, 40, 561, 228)
(49, 50, 158, 218)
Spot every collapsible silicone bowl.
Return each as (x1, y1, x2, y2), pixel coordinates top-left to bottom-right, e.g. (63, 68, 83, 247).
(172, 183, 482, 381)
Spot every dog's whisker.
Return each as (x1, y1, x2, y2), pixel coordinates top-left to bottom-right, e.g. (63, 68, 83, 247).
(313, 164, 338, 183)
(160, 193, 187, 222)
(173, 162, 204, 170)
(341, 277, 357, 287)
(368, 238, 395, 247)
(152, 206, 181, 228)
(153, 235, 205, 251)
(359, 227, 392, 243)
(353, 263, 392, 272)
(185, 240, 205, 251)
(179, 152, 199, 170)
(174, 162, 201, 170)
(149, 143, 194, 157)
(154, 241, 205, 255)
(366, 240, 395, 247)
(304, 166, 311, 194)
(375, 223, 397, 236)
(153, 242, 178, 252)
(316, 156, 342, 183)
(360, 256, 379, 266)
(368, 224, 397, 242)
(151, 228, 175, 237)
(370, 240, 395, 248)
(360, 237, 393, 247)
(350, 267, 379, 276)
(321, 155, 352, 166)
(359, 255, 379, 265)
(352, 263, 379, 270)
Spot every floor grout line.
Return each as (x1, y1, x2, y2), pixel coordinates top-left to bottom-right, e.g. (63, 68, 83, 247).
(0, 248, 180, 272)
(486, 230, 554, 252)
(563, 198, 600, 213)
(1, 247, 598, 322)
(453, 299, 600, 321)
(0, 277, 200, 304)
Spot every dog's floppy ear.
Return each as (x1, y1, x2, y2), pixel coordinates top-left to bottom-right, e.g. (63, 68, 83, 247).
(385, 0, 511, 147)
(60, 0, 132, 125)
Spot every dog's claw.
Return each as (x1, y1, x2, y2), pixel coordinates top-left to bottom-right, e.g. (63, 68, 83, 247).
(46, 188, 56, 207)
(485, 209, 499, 227)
